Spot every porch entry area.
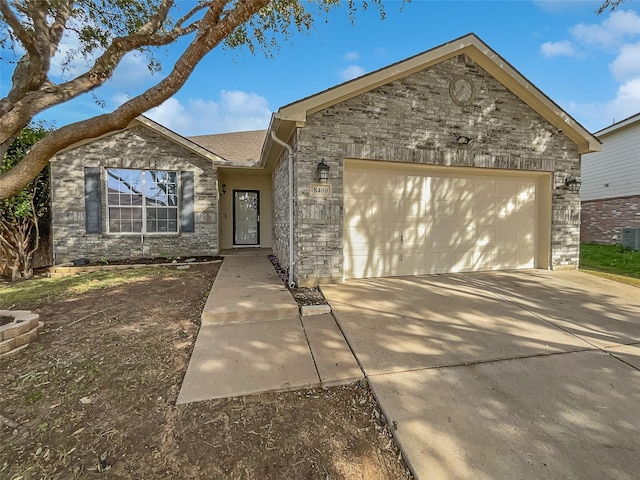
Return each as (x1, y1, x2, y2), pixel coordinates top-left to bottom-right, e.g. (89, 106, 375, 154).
(217, 169, 273, 250)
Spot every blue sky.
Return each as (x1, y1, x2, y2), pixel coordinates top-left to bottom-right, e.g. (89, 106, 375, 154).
(1, 0, 640, 136)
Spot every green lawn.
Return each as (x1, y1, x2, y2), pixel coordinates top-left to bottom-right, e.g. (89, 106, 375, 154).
(580, 243, 640, 283)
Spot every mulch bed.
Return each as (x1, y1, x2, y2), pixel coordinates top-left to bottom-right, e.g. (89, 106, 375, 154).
(268, 255, 329, 307)
(83, 256, 223, 266)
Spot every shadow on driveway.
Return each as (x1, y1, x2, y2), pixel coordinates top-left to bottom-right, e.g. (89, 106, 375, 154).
(322, 270, 640, 480)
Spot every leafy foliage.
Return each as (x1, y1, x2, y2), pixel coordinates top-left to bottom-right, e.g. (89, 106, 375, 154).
(0, 0, 384, 200)
(0, 123, 52, 280)
(596, 0, 628, 15)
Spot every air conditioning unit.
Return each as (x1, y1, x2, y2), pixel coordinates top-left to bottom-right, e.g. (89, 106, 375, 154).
(622, 227, 640, 250)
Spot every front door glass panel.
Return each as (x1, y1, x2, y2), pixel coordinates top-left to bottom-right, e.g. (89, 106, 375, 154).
(234, 190, 259, 245)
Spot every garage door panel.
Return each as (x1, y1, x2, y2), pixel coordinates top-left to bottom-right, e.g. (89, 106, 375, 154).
(493, 248, 518, 268)
(452, 201, 475, 221)
(344, 163, 541, 279)
(473, 200, 497, 219)
(517, 224, 535, 244)
(474, 178, 496, 195)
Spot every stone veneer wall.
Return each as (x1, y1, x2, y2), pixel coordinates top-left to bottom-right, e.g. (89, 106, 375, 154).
(51, 125, 218, 263)
(293, 54, 581, 286)
(581, 195, 640, 244)
(272, 145, 292, 272)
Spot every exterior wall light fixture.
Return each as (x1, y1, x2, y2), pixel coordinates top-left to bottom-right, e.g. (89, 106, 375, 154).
(220, 183, 227, 198)
(564, 175, 581, 193)
(317, 159, 330, 183)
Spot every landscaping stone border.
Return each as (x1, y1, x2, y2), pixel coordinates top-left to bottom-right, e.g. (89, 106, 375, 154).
(0, 310, 43, 356)
(48, 260, 222, 278)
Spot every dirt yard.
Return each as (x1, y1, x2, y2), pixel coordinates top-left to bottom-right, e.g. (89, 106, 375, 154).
(0, 263, 411, 479)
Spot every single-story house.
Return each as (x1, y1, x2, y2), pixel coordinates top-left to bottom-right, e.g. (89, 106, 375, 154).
(50, 33, 600, 287)
(581, 112, 640, 244)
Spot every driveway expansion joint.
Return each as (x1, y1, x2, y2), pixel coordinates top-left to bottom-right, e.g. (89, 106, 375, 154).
(363, 347, 599, 378)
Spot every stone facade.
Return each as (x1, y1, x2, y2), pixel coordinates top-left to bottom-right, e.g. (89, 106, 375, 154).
(291, 54, 581, 286)
(581, 195, 640, 244)
(51, 125, 218, 263)
(272, 146, 292, 272)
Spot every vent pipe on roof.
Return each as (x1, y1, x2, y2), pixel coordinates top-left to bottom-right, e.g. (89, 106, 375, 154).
(270, 130, 296, 288)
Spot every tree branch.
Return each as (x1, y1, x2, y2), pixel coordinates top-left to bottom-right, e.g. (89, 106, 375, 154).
(0, 0, 36, 56)
(0, 2, 208, 148)
(47, 0, 75, 57)
(0, 0, 271, 199)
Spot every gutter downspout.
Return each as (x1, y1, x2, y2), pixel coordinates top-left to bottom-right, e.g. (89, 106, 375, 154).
(270, 130, 296, 288)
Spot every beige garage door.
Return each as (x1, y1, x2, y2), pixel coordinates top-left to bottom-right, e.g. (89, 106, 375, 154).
(344, 160, 545, 279)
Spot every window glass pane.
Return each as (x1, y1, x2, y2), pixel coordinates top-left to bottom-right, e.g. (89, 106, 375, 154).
(145, 207, 177, 232)
(147, 220, 158, 232)
(109, 207, 121, 232)
(107, 169, 143, 206)
(107, 169, 177, 233)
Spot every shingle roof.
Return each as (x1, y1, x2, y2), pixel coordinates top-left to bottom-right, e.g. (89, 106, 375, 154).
(188, 130, 267, 163)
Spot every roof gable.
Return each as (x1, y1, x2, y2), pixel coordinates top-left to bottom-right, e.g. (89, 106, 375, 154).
(264, 33, 599, 166)
(55, 115, 227, 164)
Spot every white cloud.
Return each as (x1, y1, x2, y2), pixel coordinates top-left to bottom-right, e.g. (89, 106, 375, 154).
(568, 77, 640, 128)
(540, 40, 580, 57)
(344, 51, 360, 61)
(108, 52, 159, 88)
(571, 9, 640, 49)
(610, 41, 640, 81)
(340, 65, 365, 81)
(144, 90, 271, 136)
(541, 9, 640, 130)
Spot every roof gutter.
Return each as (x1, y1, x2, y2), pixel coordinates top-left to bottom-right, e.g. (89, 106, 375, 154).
(270, 130, 296, 288)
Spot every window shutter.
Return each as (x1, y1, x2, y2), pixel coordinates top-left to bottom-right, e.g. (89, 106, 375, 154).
(84, 167, 102, 234)
(180, 171, 195, 233)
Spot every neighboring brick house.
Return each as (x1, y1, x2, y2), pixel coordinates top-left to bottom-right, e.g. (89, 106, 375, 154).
(50, 34, 600, 286)
(580, 112, 640, 244)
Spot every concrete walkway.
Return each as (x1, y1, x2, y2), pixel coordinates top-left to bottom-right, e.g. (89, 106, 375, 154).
(322, 271, 640, 480)
(177, 254, 361, 404)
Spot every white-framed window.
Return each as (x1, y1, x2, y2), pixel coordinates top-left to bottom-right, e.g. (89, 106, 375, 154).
(106, 168, 179, 233)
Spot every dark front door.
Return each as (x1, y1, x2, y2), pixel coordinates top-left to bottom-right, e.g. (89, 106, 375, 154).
(233, 190, 260, 246)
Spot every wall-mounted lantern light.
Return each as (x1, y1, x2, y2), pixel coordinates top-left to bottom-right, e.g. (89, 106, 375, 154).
(317, 159, 330, 183)
(220, 183, 227, 198)
(564, 175, 581, 193)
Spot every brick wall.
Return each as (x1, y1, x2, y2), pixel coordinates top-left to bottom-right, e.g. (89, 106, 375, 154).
(581, 195, 640, 244)
(51, 125, 218, 263)
(292, 53, 581, 285)
(272, 144, 292, 271)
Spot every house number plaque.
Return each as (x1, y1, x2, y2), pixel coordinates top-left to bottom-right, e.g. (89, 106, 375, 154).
(310, 183, 332, 198)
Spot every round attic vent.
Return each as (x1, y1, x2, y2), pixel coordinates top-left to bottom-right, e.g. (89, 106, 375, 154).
(449, 75, 475, 106)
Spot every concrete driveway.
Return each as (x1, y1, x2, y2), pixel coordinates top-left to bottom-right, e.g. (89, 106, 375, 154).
(321, 270, 640, 480)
